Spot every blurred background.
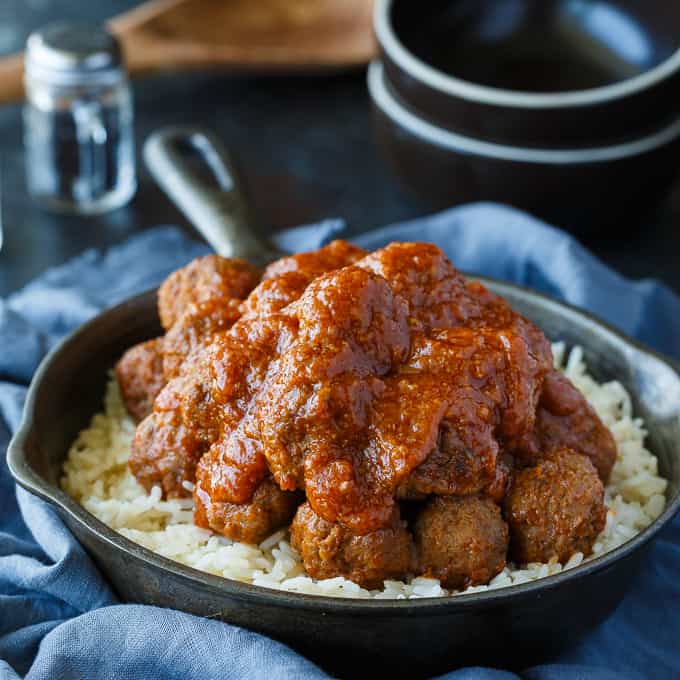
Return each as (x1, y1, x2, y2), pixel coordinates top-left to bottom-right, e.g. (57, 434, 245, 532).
(1, 0, 679, 296)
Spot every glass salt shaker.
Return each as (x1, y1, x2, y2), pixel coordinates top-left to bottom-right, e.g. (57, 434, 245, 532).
(23, 23, 136, 215)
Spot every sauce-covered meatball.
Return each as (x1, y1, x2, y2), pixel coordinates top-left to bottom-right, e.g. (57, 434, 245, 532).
(414, 496, 508, 589)
(161, 298, 242, 380)
(519, 370, 617, 482)
(290, 502, 415, 589)
(263, 239, 365, 280)
(194, 477, 300, 545)
(115, 338, 165, 422)
(504, 447, 606, 564)
(129, 413, 204, 498)
(157, 255, 260, 330)
(397, 425, 515, 503)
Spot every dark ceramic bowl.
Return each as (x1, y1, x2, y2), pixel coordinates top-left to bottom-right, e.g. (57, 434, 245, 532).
(369, 60, 680, 233)
(376, 0, 680, 147)
(8, 281, 680, 678)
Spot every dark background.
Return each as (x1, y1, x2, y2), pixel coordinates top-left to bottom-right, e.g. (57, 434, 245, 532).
(1, 0, 679, 297)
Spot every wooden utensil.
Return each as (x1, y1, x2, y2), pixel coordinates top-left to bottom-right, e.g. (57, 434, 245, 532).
(0, 0, 376, 106)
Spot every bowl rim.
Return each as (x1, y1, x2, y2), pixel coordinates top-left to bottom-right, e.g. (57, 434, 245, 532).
(375, 0, 680, 109)
(369, 60, 680, 164)
(7, 280, 680, 614)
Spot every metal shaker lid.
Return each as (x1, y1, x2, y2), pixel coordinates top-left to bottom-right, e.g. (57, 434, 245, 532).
(25, 23, 124, 86)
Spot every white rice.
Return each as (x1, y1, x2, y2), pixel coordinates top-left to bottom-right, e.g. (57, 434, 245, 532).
(60, 344, 668, 599)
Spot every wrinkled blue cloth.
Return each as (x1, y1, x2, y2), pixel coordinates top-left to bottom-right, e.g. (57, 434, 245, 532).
(1, 203, 679, 680)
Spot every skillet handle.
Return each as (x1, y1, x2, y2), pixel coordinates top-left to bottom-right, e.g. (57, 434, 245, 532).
(143, 127, 284, 264)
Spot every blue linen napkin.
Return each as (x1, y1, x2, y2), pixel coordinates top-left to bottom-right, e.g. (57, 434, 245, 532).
(1, 203, 678, 680)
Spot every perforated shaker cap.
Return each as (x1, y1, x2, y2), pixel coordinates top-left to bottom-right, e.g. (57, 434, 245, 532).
(25, 22, 124, 86)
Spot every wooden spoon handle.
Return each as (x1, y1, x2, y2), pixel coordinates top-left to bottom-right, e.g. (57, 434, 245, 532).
(0, 53, 25, 106)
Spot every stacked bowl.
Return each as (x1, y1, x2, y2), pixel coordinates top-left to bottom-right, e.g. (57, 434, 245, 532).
(370, 0, 680, 233)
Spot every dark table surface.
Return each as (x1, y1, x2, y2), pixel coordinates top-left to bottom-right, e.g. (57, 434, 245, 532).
(1, 0, 679, 298)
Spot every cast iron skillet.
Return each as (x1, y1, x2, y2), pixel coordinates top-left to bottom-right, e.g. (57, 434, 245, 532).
(8, 129, 680, 678)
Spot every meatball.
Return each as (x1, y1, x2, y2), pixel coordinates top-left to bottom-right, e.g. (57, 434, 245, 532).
(290, 502, 415, 589)
(240, 270, 313, 318)
(413, 496, 508, 589)
(241, 240, 366, 318)
(520, 370, 617, 482)
(157, 255, 260, 330)
(162, 298, 242, 380)
(398, 422, 498, 499)
(263, 239, 365, 280)
(356, 241, 470, 332)
(194, 477, 300, 545)
(504, 448, 606, 564)
(129, 411, 204, 498)
(115, 338, 165, 422)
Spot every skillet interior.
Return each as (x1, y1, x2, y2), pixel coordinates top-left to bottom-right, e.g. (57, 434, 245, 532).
(8, 280, 680, 678)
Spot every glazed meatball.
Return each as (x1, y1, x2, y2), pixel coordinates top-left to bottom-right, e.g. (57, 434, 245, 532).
(129, 408, 206, 499)
(413, 496, 508, 589)
(398, 422, 498, 499)
(162, 298, 242, 380)
(397, 440, 513, 505)
(157, 255, 260, 330)
(290, 502, 415, 589)
(263, 239, 365, 280)
(194, 477, 300, 545)
(504, 448, 606, 564)
(115, 338, 165, 422)
(520, 370, 617, 482)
